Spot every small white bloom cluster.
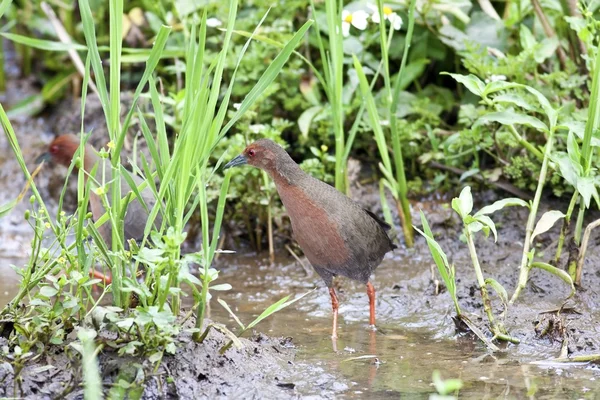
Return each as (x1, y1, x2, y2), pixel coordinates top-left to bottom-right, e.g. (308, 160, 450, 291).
(342, 4, 403, 37)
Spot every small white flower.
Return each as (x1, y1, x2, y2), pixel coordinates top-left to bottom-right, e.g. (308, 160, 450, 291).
(206, 18, 222, 28)
(233, 103, 241, 110)
(341, 9, 369, 37)
(485, 74, 507, 83)
(369, 4, 402, 31)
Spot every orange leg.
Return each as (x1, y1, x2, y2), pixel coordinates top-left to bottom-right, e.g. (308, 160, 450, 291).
(367, 282, 376, 328)
(90, 269, 112, 284)
(329, 287, 339, 339)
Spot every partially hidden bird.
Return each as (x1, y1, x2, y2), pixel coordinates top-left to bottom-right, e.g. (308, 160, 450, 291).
(224, 139, 396, 338)
(37, 134, 163, 283)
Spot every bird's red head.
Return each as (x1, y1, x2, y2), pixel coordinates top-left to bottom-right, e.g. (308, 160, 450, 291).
(224, 139, 285, 172)
(37, 134, 84, 168)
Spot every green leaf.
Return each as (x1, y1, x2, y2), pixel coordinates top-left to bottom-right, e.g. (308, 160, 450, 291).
(475, 215, 497, 242)
(530, 262, 575, 298)
(0, 32, 87, 51)
(551, 153, 579, 188)
(519, 25, 536, 50)
(39, 286, 58, 298)
(297, 105, 323, 138)
(442, 72, 485, 97)
(484, 278, 508, 306)
(577, 176, 599, 208)
(475, 197, 529, 216)
(0, 0, 12, 19)
(210, 284, 232, 291)
(452, 186, 473, 218)
(567, 130, 582, 166)
(523, 86, 557, 129)
(534, 37, 559, 63)
(531, 210, 566, 244)
(217, 299, 245, 329)
(492, 93, 536, 111)
(432, 370, 463, 395)
(245, 290, 314, 331)
(477, 111, 548, 132)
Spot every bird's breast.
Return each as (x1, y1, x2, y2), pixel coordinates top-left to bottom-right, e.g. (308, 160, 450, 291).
(277, 183, 350, 268)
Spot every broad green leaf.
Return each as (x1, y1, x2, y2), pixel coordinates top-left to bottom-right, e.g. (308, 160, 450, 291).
(492, 93, 536, 111)
(534, 37, 559, 63)
(298, 105, 323, 139)
(475, 215, 497, 242)
(39, 286, 58, 298)
(551, 152, 579, 187)
(452, 186, 473, 218)
(475, 197, 529, 216)
(577, 176, 599, 208)
(477, 111, 548, 132)
(523, 86, 557, 129)
(519, 25, 536, 50)
(442, 72, 485, 97)
(531, 210, 566, 244)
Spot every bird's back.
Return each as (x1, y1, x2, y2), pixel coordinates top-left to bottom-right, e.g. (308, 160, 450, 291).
(90, 163, 162, 247)
(278, 173, 394, 284)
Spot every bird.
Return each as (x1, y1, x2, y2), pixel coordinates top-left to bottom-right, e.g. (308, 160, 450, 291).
(37, 134, 163, 283)
(224, 139, 396, 338)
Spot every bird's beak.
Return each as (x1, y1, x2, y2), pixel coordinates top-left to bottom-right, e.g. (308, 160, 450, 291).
(223, 154, 247, 170)
(35, 152, 52, 164)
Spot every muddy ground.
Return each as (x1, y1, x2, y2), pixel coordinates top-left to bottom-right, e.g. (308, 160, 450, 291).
(0, 317, 344, 399)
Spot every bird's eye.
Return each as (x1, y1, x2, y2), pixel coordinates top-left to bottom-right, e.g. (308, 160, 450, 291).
(50, 145, 59, 154)
(248, 149, 256, 157)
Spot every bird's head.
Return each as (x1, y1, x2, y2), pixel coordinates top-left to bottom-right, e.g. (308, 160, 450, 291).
(223, 139, 288, 172)
(36, 134, 85, 168)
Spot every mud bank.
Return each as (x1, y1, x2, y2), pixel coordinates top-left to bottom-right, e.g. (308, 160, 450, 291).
(0, 316, 345, 399)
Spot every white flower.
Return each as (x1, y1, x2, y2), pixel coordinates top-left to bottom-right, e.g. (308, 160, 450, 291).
(369, 4, 402, 31)
(206, 18, 222, 28)
(341, 9, 369, 37)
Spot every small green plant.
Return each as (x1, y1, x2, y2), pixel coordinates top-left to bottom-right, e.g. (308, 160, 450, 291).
(429, 370, 462, 400)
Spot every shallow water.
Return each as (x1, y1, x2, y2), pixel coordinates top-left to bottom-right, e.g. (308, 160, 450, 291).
(200, 253, 600, 399)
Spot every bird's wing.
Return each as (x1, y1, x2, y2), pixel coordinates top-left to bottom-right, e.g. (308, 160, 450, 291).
(363, 209, 392, 231)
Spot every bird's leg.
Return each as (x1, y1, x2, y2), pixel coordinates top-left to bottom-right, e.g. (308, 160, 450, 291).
(329, 287, 339, 339)
(366, 282, 376, 329)
(90, 269, 112, 284)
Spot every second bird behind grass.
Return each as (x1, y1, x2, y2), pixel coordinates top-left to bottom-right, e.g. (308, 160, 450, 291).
(224, 139, 396, 339)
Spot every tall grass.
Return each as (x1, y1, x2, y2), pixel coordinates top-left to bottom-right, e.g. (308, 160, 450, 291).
(308, 0, 347, 192)
(352, 0, 416, 246)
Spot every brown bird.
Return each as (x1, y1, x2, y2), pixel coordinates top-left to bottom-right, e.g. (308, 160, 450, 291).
(37, 134, 163, 282)
(224, 139, 396, 338)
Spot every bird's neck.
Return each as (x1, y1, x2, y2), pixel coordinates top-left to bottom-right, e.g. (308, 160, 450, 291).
(268, 157, 305, 187)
